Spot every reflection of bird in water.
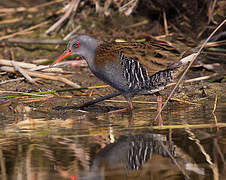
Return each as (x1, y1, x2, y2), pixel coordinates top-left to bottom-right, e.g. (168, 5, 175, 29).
(86, 133, 176, 179)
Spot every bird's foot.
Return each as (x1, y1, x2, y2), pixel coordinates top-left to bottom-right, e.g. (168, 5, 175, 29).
(108, 107, 131, 114)
(108, 100, 133, 114)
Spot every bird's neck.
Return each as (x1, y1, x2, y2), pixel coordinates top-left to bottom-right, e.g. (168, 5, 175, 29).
(84, 48, 97, 73)
(83, 41, 98, 71)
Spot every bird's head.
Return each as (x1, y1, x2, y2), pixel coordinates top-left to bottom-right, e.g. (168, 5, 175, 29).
(52, 35, 97, 65)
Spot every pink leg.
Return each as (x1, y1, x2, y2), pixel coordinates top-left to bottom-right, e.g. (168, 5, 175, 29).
(108, 99, 133, 114)
(157, 96, 163, 126)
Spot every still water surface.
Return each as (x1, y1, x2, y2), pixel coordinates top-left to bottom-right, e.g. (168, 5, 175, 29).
(0, 99, 225, 180)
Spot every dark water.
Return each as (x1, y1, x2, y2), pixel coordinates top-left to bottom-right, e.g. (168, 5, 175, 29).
(0, 99, 225, 180)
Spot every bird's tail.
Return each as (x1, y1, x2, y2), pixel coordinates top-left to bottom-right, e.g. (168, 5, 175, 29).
(147, 53, 197, 92)
(169, 53, 198, 79)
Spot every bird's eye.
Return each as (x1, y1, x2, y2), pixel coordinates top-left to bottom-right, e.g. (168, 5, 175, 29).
(73, 42, 80, 48)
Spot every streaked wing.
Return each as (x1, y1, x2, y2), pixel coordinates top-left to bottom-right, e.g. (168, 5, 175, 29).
(98, 40, 181, 76)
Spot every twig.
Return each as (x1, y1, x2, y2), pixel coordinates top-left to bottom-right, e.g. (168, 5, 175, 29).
(212, 94, 218, 125)
(213, 139, 226, 165)
(169, 97, 199, 105)
(0, 91, 49, 97)
(45, 0, 80, 34)
(159, 140, 190, 179)
(104, 99, 157, 104)
(32, 0, 65, 10)
(58, 76, 80, 88)
(0, 59, 64, 73)
(103, 0, 112, 16)
(105, 98, 198, 105)
(163, 11, 168, 35)
(119, 0, 138, 16)
(0, 90, 41, 94)
(212, 94, 218, 114)
(0, 77, 25, 85)
(94, 0, 101, 13)
(6, 39, 66, 45)
(31, 60, 87, 71)
(185, 129, 217, 178)
(29, 65, 65, 73)
(0, 21, 49, 41)
(10, 47, 15, 60)
(208, 0, 218, 24)
(153, 19, 226, 123)
(80, 123, 226, 131)
(0, 59, 37, 68)
(0, 85, 109, 99)
(0, 17, 22, 25)
(125, 20, 149, 29)
(166, 73, 219, 87)
(151, 123, 226, 130)
(0, 0, 64, 13)
(11, 61, 35, 84)
(0, 66, 80, 88)
(63, 25, 81, 40)
(205, 40, 226, 47)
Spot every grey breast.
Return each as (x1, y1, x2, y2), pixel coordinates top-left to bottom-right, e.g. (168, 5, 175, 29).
(90, 52, 131, 94)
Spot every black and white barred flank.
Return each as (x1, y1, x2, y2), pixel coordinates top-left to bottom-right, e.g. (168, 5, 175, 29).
(127, 134, 175, 170)
(120, 52, 173, 91)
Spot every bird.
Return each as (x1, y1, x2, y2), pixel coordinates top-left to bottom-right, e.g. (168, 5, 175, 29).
(90, 133, 175, 173)
(52, 35, 194, 117)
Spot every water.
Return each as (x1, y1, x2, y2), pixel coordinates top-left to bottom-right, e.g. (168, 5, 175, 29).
(0, 98, 225, 180)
